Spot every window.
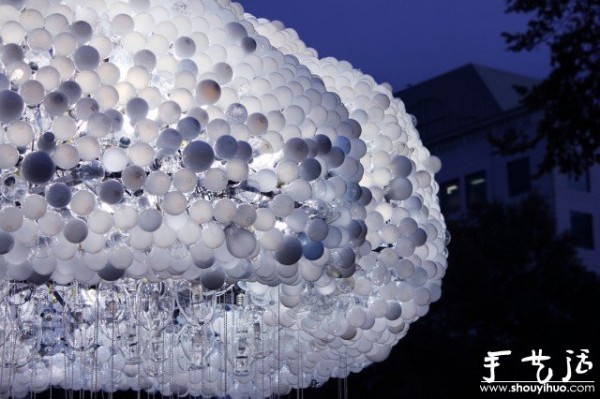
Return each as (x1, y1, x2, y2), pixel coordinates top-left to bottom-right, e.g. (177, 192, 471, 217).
(568, 170, 591, 192)
(440, 179, 461, 214)
(570, 211, 594, 249)
(507, 157, 531, 197)
(466, 170, 487, 210)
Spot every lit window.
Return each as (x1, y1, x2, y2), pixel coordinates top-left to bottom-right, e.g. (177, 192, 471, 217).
(440, 179, 461, 214)
(466, 170, 487, 210)
(507, 157, 531, 197)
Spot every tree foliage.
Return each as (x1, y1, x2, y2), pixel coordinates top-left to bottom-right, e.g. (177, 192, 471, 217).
(493, 0, 600, 176)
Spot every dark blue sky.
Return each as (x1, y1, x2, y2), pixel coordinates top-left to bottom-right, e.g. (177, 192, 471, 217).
(238, 0, 551, 91)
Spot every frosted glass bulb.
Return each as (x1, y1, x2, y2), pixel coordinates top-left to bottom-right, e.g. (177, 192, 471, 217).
(260, 229, 283, 251)
(22, 195, 48, 220)
(88, 211, 113, 234)
(225, 226, 257, 259)
(189, 200, 213, 224)
(98, 179, 125, 205)
(0, 89, 24, 122)
(102, 147, 128, 173)
(138, 208, 162, 232)
(203, 168, 227, 192)
(20, 80, 45, 105)
(0, 207, 23, 232)
(162, 191, 187, 215)
(226, 159, 249, 181)
(46, 183, 72, 208)
(121, 165, 147, 190)
(38, 211, 63, 237)
(183, 141, 214, 172)
(201, 223, 225, 249)
(70, 190, 95, 216)
(196, 80, 221, 105)
(53, 145, 79, 169)
(0, 144, 19, 168)
(114, 206, 138, 231)
(127, 143, 154, 167)
(63, 219, 88, 244)
(172, 169, 198, 192)
(145, 171, 171, 195)
(21, 151, 55, 184)
(174, 36, 196, 58)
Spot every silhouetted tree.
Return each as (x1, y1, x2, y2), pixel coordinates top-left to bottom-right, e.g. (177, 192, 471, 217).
(492, 0, 600, 176)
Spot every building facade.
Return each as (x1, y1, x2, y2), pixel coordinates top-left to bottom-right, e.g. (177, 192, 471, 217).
(397, 63, 599, 273)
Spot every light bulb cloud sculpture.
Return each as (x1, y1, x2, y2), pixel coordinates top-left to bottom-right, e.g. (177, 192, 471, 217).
(0, 0, 449, 397)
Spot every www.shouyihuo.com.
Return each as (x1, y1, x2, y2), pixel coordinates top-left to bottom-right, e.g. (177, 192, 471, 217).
(480, 382, 595, 394)
(481, 349, 596, 394)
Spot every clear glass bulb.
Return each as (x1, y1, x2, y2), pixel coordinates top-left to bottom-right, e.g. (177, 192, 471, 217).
(175, 280, 216, 327)
(135, 281, 174, 332)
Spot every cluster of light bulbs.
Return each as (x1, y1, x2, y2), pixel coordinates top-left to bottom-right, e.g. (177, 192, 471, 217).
(0, 0, 448, 397)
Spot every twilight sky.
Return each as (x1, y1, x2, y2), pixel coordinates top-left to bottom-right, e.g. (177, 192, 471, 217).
(237, 0, 551, 92)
